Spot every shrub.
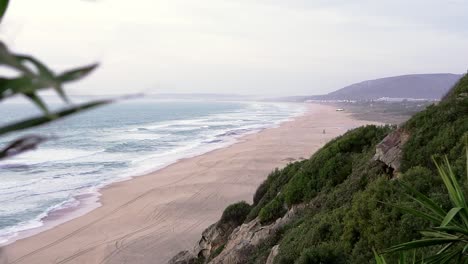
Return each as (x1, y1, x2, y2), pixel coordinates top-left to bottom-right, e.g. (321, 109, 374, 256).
(296, 243, 347, 264)
(401, 74, 468, 173)
(253, 179, 269, 206)
(246, 163, 304, 221)
(220, 201, 251, 226)
(259, 196, 286, 224)
(283, 125, 391, 206)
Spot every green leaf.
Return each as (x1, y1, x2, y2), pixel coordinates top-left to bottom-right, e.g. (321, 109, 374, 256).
(436, 242, 454, 255)
(0, 100, 110, 136)
(15, 55, 68, 102)
(373, 248, 387, 264)
(419, 230, 458, 239)
(427, 249, 460, 264)
(433, 156, 468, 227)
(463, 244, 468, 254)
(441, 207, 462, 227)
(0, 0, 8, 22)
(433, 226, 468, 236)
(384, 238, 460, 254)
(391, 203, 442, 224)
(0, 41, 32, 74)
(24, 92, 49, 115)
(399, 252, 405, 264)
(400, 181, 447, 222)
(57, 64, 98, 83)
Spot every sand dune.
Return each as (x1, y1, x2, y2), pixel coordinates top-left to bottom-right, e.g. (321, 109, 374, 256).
(2, 104, 380, 264)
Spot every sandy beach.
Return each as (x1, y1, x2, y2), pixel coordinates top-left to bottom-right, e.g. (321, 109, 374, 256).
(1, 103, 379, 264)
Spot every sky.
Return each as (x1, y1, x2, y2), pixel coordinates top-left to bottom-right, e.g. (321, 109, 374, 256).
(1, 0, 467, 97)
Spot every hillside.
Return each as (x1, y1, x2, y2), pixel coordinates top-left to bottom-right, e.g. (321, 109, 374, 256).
(169, 73, 468, 264)
(309, 73, 462, 101)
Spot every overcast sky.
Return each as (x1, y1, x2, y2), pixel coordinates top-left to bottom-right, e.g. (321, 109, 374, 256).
(1, 0, 467, 96)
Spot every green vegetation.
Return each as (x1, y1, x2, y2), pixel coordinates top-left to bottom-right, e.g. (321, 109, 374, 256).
(247, 163, 305, 222)
(283, 125, 391, 206)
(259, 196, 286, 224)
(220, 201, 251, 226)
(207, 74, 468, 263)
(383, 153, 468, 263)
(373, 250, 420, 264)
(401, 75, 468, 175)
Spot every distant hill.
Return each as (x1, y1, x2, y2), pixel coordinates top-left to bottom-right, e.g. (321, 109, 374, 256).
(309, 73, 462, 101)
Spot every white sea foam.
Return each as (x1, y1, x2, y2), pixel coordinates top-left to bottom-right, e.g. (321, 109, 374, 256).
(0, 148, 100, 166)
(0, 197, 80, 245)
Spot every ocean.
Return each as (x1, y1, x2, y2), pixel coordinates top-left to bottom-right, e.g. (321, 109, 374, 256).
(0, 100, 305, 244)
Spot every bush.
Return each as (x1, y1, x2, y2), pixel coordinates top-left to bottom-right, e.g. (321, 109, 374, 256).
(246, 163, 304, 221)
(253, 180, 268, 206)
(283, 125, 391, 206)
(220, 201, 251, 226)
(401, 74, 468, 173)
(259, 196, 286, 224)
(295, 243, 347, 264)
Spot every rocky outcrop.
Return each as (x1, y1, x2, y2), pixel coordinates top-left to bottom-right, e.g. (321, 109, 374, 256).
(266, 245, 279, 264)
(168, 251, 197, 264)
(208, 204, 306, 264)
(169, 221, 237, 264)
(195, 222, 235, 259)
(373, 128, 409, 175)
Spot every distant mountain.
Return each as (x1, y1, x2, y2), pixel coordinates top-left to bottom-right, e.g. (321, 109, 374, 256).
(310, 73, 462, 101)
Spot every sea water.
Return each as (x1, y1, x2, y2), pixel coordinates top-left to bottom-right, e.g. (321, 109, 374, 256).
(0, 99, 305, 244)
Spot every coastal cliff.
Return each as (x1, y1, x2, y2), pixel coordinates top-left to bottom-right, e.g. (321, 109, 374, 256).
(170, 74, 468, 263)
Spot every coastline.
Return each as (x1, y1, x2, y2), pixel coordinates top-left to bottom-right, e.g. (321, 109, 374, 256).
(2, 103, 380, 264)
(0, 102, 305, 247)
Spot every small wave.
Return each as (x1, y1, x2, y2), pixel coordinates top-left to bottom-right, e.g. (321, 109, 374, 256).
(0, 197, 80, 245)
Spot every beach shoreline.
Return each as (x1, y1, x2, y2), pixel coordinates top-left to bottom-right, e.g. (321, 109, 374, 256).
(2, 103, 380, 264)
(0, 102, 305, 248)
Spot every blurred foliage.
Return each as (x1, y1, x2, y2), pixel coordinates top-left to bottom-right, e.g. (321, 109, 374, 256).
(0, 0, 8, 22)
(0, 0, 109, 159)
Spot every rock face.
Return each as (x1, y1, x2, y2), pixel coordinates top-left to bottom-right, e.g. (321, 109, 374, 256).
(208, 204, 305, 264)
(168, 204, 305, 264)
(169, 221, 236, 264)
(373, 128, 409, 175)
(195, 222, 235, 259)
(168, 251, 197, 264)
(266, 245, 280, 264)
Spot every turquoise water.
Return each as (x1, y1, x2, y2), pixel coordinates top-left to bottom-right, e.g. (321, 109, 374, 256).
(0, 100, 305, 244)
